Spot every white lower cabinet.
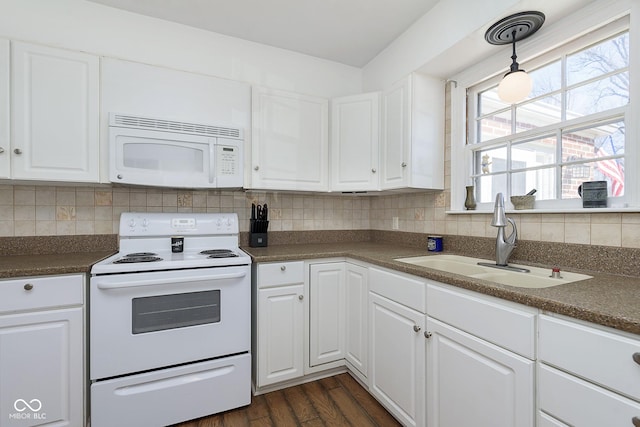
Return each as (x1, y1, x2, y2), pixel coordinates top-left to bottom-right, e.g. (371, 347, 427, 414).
(425, 283, 535, 427)
(538, 314, 640, 426)
(344, 263, 368, 380)
(0, 274, 84, 427)
(426, 317, 534, 427)
(369, 267, 426, 427)
(309, 263, 345, 367)
(253, 261, 305, 388)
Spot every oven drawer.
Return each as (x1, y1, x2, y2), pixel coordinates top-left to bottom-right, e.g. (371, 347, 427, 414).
(257, 261, 304, 288)
(0, 274, 83, 314)
(91, 353, 251, 427)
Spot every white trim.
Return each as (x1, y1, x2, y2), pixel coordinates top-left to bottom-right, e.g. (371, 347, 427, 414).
(450, 0, 634, 211)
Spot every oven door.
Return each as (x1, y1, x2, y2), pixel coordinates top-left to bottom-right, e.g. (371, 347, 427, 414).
(90, 265, 250, 380)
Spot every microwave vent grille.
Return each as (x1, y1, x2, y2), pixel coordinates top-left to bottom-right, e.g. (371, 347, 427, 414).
(111, 114, 242, 139)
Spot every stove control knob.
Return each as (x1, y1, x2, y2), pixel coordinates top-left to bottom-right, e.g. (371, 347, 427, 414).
(128, 219, 136, 228)
(216, 218, 223, 227)
(142, 219, 149, 228)
(226, 217, 233, 226)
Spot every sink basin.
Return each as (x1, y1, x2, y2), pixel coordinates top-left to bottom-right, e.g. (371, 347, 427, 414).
(394, 254, 592, 288)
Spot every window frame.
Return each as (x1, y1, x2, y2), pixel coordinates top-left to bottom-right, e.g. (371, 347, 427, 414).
(449, 0, 637, 212)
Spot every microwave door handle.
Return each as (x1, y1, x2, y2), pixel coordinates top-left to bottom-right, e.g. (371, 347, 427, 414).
(95, 271, 247, 290)
(209, 139, 216, 185)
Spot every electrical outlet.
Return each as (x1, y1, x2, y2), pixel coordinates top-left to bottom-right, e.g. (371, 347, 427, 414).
(392, 216, 399, 230)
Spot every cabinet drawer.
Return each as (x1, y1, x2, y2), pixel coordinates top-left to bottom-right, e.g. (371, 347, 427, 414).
(539, 314, 640, 401)
(369, 267, 426, 312)
(539, 364, 640, 426)
(0, 274, 83, 313)
(427, 283, 536, 359)
(257, 261, 304, 288)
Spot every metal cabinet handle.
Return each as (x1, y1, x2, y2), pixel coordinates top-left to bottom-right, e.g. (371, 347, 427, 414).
(0, 147, 4, 154)
(298, 295, 303, 300)
(254, 166, 259, 171)
(413, 325, 421, 332)
(633, 353, 640, 365)
(424, 331, 432, 339)
(14, 148, 22, 155)
(24, 283, 33, 291)
(401, 162, 407, 167)
(280, 265, 286, 271)
(371, 168, 377, 173)
(632, 416, 640, 427)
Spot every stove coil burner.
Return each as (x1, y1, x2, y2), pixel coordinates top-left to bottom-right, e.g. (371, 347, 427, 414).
(113, 253, 163, 264)
(200, 249, 239, 259)
(125, 252, 158, 257)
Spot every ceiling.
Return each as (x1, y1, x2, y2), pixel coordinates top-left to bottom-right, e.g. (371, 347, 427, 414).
(87, 0, 439, 68)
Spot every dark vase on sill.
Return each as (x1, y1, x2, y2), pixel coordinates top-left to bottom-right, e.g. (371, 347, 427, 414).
(465, 186, 477, 210)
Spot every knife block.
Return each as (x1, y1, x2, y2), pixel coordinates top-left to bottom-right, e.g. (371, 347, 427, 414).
(249, 219, 269, 247)
(250, 232, 268, 247)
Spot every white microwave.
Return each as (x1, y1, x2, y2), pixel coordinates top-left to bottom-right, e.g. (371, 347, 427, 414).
(109, 113, 244, 189)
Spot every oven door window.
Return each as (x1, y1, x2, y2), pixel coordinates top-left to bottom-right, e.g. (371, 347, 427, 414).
(132, 290, 220, 334)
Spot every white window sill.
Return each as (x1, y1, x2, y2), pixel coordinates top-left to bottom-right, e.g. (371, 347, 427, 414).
(446, 207, 640, 215)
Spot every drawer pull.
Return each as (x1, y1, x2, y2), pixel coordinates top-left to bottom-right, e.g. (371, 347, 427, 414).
(633, 353, 640, 365)
(280, 265, 286, 271)
(424, 331, 432, 339)
(632, 416, 640, 427)
(413, 325, 421, 332)
(23, 283, 33, 291)
(298, 295, 303, 300)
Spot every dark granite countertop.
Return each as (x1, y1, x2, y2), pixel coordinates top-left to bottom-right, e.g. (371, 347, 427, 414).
(242, 242, 640, 336)
(0, 251, 115, 279)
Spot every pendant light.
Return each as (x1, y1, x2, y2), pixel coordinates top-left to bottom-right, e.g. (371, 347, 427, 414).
(485, 11, 545, 104)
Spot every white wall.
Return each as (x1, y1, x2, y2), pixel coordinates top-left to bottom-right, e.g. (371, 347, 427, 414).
(0, 0, 362, 98)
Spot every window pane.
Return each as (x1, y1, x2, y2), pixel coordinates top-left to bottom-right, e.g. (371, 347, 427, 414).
(529, 60, 561, 98)
(477, 110, 511, 142)
(567, 33, 629, 86)
(476, 173, 507, 203)
(562, 121, 625, 164)
(566, 72, 629, 116)
(561, 158, 624, 199)
(515, 95, 562, 132)
(474, 146, 507, 175)
(478, 86, 510, 116)
(512, 168, 556, 200)
(511, 136, 557, 170)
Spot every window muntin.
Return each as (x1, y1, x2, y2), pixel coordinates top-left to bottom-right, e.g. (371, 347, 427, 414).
(468, 28, 629, 208)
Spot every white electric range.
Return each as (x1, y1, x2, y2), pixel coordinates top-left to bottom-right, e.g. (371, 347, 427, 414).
(90, 212, 251, 427)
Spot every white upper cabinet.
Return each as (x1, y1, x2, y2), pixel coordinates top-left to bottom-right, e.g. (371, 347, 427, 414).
(0, 39, 8, 179)
(11, 42, 99, 182)
(381, 73, 444, 190)
(250, 87, 329, 191)
(330, 92, 380, 191)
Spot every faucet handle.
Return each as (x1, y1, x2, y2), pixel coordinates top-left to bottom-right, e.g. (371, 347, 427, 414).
(505, 217, 518, 245)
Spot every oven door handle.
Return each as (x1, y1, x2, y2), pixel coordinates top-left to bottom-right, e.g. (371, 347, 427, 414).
(95, 271, 247, 290)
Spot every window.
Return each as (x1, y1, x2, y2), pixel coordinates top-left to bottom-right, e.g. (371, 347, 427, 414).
(465, 19, 629, 209)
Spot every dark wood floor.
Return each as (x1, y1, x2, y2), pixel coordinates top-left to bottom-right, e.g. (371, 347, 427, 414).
(172, 373, 401, 426)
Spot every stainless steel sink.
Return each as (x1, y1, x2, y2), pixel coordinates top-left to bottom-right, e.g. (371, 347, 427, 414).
(394, 254, 592, 288)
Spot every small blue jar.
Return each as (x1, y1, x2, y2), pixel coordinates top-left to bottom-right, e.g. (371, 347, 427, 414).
(427, 235, 443, 252)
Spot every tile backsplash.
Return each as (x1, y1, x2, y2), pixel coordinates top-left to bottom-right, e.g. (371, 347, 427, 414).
(1, 184, 639, 248)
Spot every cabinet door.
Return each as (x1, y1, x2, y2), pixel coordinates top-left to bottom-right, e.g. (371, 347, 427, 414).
(381, 77, 410, 189)
(12, 42, 99, 182)
(0, 307, 83, 427)
(257, 285, 304, 387)
(426, 317, 534, 427)
(345, 263, 368, 378)
(309, 263, 345, 366)
(0, 39, 8, 179)
(251, 87, 328, 191)
(369, 292, 425, 427)
(330, 93, 379, 191)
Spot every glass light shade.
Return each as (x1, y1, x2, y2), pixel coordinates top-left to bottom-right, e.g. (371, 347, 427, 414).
(498, 70, 532, 104)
